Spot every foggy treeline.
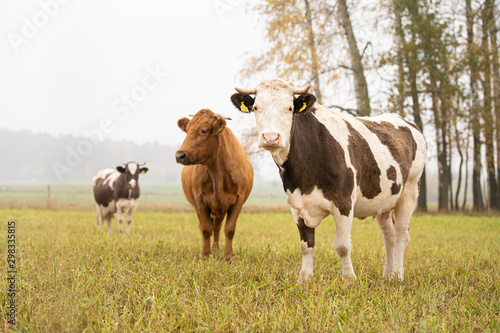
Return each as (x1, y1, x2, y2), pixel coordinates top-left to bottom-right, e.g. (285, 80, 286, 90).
(0, 128, 181, 182)
(239, 0, 500, 212)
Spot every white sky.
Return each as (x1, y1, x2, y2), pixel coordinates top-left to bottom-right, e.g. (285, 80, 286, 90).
(0, 0, 264, 146)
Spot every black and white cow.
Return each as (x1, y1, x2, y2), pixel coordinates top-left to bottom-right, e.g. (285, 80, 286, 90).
(92, 162, 148, 233)
(231, 78, 427, 282)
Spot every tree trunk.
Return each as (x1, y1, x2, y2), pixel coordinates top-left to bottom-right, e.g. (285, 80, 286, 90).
(466, 0, 485, 211)
(432, 89, 449, 213)
(337, 0, 371, 116)
(394, 0, 427, 211)
(393, 1, 406, 117)
(482, 1, 498, 210)
(454, 111, 464, 211)
(462, 129, 470, 211)
(304, 0, 323, 104)
(487, 0, 500, 209)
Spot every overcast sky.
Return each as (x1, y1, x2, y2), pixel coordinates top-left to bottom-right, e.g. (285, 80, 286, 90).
(1, 0, 264, 146)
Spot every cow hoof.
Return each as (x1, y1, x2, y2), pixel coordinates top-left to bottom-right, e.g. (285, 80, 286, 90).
(383, 271, 401, 281)
(224, 255, 233, 263)
(341, 273, 357, 284)
(298, 271, 312, 283)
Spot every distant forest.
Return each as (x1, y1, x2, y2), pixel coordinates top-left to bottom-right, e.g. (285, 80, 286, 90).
(0, 128, 182, 182)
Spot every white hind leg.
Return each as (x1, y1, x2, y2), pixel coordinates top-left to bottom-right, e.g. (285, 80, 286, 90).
(96, 204, 103, 229)
(393, 183, 419, 281)
(376, 211, 395, 279)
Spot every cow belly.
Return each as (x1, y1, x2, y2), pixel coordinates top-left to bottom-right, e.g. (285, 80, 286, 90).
(353, 191, 401, 219)
(116, 198, 137, 214)
(99, 201, 116, 219)
(286, 187, 332, 228)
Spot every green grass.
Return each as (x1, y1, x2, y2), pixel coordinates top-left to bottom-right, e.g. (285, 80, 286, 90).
(1, 209, 499, 332)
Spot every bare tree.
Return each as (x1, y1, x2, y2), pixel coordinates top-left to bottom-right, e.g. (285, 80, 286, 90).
(337, 0, 371, 116)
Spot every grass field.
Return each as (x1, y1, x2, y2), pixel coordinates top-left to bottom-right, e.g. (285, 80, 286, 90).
(1, 208, 499, 332)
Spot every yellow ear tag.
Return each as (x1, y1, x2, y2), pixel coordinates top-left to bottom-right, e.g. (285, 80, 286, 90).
(240, 101, 249, 113)
(299, 102, 307, 112)
(140, 170, 146, 174)
(218, 126, 223, 133)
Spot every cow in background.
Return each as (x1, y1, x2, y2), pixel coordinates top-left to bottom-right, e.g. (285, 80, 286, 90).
(175, 109, 253, 261)
(231, 78, 426, 282)
(93, 162, 148, 233)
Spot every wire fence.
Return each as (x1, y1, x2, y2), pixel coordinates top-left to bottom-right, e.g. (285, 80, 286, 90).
(0, 182, 289, 212)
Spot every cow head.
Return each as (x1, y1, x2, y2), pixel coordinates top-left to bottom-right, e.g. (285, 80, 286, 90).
(175, 109, 230, 165)
(230, 78, 315, 164)
(116, 162, 148, 191)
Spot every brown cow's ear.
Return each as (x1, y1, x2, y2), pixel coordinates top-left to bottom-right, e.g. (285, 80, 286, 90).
(230, 93, 254, 113)
(213, 117, 226, 135)
(177, 117, 190, 132)
(293, 93, 316, 113)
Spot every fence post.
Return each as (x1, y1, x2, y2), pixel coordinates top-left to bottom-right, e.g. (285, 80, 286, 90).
(47, 184, 51, 209)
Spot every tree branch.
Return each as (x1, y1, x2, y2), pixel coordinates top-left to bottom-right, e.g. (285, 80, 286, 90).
(328, 104, 360, 116)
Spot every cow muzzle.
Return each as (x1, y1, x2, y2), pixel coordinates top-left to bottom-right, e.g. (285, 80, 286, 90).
(175, 150, 190, 165)
(260, 132, 281, 149)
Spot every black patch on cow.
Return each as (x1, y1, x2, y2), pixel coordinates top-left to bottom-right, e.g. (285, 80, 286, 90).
(293, 93, 316, 113)
(230, 93, 255, 112)
(359, 120, 417, 185)
(386, 165, 401, 195)
(297, 216, 315, 248)
(279, 108, 355, 217)
(93, 176, 113, 207)
(344, 121, 382, 199)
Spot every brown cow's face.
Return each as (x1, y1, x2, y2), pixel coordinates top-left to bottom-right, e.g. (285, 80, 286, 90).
(175, 109, 226, 166)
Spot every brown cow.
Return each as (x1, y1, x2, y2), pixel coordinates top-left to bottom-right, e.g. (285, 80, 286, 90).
(175, 109, 253, 261)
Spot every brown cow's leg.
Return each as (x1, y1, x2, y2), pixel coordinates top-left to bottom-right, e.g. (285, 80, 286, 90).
(212, 214, 224, 252)
(223, 200, 244, 261)
(196, 204, 213, 259)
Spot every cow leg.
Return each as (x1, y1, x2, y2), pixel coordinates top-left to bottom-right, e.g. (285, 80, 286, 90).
(96, 205, 104, 231)
(223, 199, 244, 262)
(212, 214, 224, 252)
(332, 209, 357, 282)
(292, 209, 315, 283)
(195, 203, 213, 259)
(125, 202, 137, 234)
(393, 183, 419, 281)
(376, 211, 395, 279)
(106, 214, 113, 234)
(117, 204, 125, 233)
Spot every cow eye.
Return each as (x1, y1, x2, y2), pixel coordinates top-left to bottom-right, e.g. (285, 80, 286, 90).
(289, 107, 293, 112)
(201, 129, 208, 134)
(253, 106, 258, 112)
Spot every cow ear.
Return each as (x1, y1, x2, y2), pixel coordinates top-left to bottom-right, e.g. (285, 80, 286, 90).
(212, 117, 226, 135)
(178, 117, 190, 132)
(116, 166, 126, 173)
(230, 93, 254, 113)
(293, 93, 317, 113)
(140, 167, 148, 174)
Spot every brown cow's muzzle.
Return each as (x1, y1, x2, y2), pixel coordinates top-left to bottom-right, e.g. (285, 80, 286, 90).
(175, 150, 191, 165)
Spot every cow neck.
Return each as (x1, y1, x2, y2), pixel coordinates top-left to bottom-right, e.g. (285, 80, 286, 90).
(205, 132, 231, 196)
(278, 109, 354, 201)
